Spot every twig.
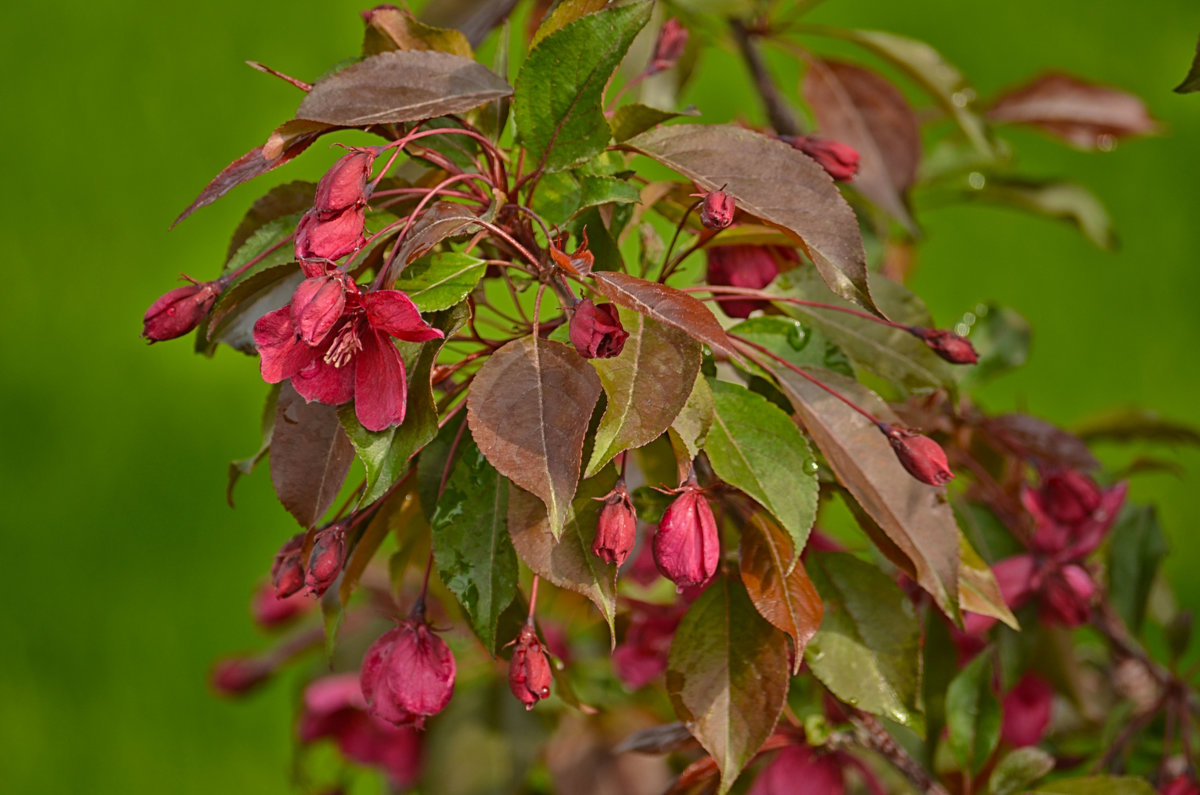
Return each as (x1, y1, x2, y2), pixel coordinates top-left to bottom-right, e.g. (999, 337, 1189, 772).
(730, 20, 802, 137)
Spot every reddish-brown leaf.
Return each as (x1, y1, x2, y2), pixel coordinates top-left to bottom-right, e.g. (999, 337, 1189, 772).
(468, 337, 602, 536)
(738, 513, 823, 674)
(270, 382, 356, 528)
(804, 59, 921, 230)
(295, 50, 511, 127)
(387, 201, 486, 284)
(590, 271, 732, 355)
(982, 413, 1099, 471)
(625, 124, 877, 314)
(987, 73, 1159, 150)
(226, 180, 316, 261)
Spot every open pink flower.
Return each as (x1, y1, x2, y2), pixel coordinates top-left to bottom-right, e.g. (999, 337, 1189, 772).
(253, 281, 442, 431)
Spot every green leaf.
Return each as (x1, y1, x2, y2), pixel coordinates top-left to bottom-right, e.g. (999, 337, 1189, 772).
(965, 177, 1115, 250)
(1028, 776, 1156, 794)
(395, 253, 487, 312)
(668, 373, 715, 482)
(1107, 504, 1168, 634)
(946, 652, 1002, 774)
(578, 175, 641, 211)
(988, 747, 1055, 795)
(508, 470, 619, 643)
(705, 379, 818, 568)
(417, 410, 468, 521)
(227, 384, 279, 506)
(667, 573, 790, 795)
(960, 533, 1020, 630)
(922, 608, 959, 767)
(609, 103, 701, 142)
(530, 170, 582, 226)
(1175, 36, 1200, 93)
(514, 0, 653, 172)
(530, 0, 610, 48)
(226, 181, 315, 261)
(585, 309, 702, 477)
(961, 303, 1031, 386)
(728, 315, 853, 381)
(431, 442, 519, 656)
(804, 552, 924, 732)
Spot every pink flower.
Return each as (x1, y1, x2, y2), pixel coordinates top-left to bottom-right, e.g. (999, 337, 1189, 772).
(253, 282, 442, 432)
(653, 485, 720, 591)
(612, 601, 684, 689)
(1001, 674, 1054, 747)
(648, 18, 688, 74)
(705, 245, 780, 318)
(360, 618, 456, 729)
(507, 624, 553, 710)
(570, 299, 628, 359)
(880, 424, 955, 486)
(593, 481, 637, 567)
(749, 744, 885, 795)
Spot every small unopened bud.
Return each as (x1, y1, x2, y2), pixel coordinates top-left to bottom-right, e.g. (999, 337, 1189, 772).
(291, 275, 349, 346)
(880, 424, 955, 486)
(593, 481, 637, 567)
(314, 148, 378, 217)
(294, 205, 366, 262)
(699, 190, 736, 230)
(211, 656, 272, 696)
(141, 279, 223, 342)
(271, 533, 306, 599)
(361, 616, 456, 728)
(1039, 469, 1102, 525)
(908, 326, 978, 364)
(653, 484, 720, 591)
(508, 623, 554, 710)
(785, 135, 860, 182)
(647, 18, 688, 75)
(705, 245, 780, 318)
(1000, 674, 1054, 747)
(570, 300, 629, 359)
(306, 523, 347, 596)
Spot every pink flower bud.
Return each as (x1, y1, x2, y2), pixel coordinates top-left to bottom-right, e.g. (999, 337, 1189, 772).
(908, 326, 979, 365)
(699, 189, 736, 229)
(653, 485, 720, 591)
(271, 533, 306, 599)
(295, 205, 366, 262)
(881, 425, 955, 486)
(1000, 674, 1054, 747)
(570, 299, 629, 359)
(306, 524, 346, 597)
(211, 656, 272, 696)
(141, 279, 223, 342)
(593, 482, 637, 567)
(648, 18, 688, 74)
(361, 617, 456, 728)
(786, 135, 860, 182)
(252, 582, 312, 627)
(314, 148, 378, 217)
(508, 624, 553, 710)
(291, 275, 349, 346)
(705, 245, 780, 318)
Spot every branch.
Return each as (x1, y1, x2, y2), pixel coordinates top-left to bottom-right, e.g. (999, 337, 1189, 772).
(730, 19, 802, 137)
(827, 712, 951, 795)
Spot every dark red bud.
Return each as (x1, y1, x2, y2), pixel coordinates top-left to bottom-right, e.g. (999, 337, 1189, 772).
(653, 485, 720, 591)
(704, 245, 780, 318)
(314, 148, 378, 217)
(270, 533, 306, 599)
(306, 524, 346, 597)
(361, 617, 456, 728)
(786, 135, 860, 182)
(593, 482, 637, 567)
(700, 190, 736, 229)
(141, 279, 223, 342)
(291, 275, 348, 346)
(570, 299, 629, 359)
(508, 624, 554, 710)
(909, 326, 979, 364)
(294, 205, 366, 262)
(211, 656, 272, 696)
(881, 424, 955, 486)
(648, 18, 688, 74)
(1162, 775, 1200, 795)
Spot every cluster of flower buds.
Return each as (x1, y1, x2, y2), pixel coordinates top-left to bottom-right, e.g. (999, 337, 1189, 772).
(653, 477, 720, 591)
(294, 147, 379, 263)
(879, 423, 955, 486)
(141, 275, 229, 342)
(507, 622, 554, 710)
(593, 479, 637, 566)
(569, 299, 628, 359)
(268, 523, 348, 600)
(782, 135, 860, 182)
(360, 611, 456, 729)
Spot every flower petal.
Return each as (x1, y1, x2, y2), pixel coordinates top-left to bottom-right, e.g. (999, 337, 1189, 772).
(253, 306, 317, 384)
(292, 347, 354, 406)
(365, 290, 444, 342)
(354, 331, 408, 431)
(291, 276, 347, 346)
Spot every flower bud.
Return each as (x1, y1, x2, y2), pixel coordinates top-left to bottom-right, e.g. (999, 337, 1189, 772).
(653, 485, 720, 591)
(508, 623, 553, 710)
(908, 326, 979, 365)
(747, 745, 846, 795)
(699, 190, 735, 229)
(294, 205, 366, 262)
(252, 582, 312, 627)
(705, 245, 780, 318)
(570, 299, 629, 359)
(314, 148, 378, 217)
(593, 482, 637, 567)
(141, 279, 223, 342)
(361, 617, 456, 728)
(880, 424, 955, 486)
(648, 18, 688, 74)
(785, 135, 860, 182)
(271, 533, 306, 599)
(1162, 776, 1200, 795)
(291, 275, 349, 346)
(211, 656, 272, 696)
(306, 524, 347, 597)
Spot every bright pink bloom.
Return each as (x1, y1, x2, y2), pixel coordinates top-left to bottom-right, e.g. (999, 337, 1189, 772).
(361, 618, 456, 729)
(253, 284, 442, 432)
(508, 624, 553, 710)
(705, 245, 780, 318)
(909, 326, 979, 364)
(1001, 674, 1054, 747)
(141, 278, 226, 342)
(648, 18, 688, 74)
(881, 425, 955, 486)
(593, 481, 637, 567)
(786, 135, 860, 181)
(653, 485, 720, 591)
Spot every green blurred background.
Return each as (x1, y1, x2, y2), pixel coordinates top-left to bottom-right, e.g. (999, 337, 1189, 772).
(2, 0, 1197, 792)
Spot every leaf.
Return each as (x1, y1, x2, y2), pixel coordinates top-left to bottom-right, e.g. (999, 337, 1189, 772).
(738, 513, 823, 673)
(416, 411, 468, 521)
(578, 175, 642, 211)
(805, 552, 923, 732)
(340, 485, 417, 605)
(666, 573, 790, 795)
(431, 442, 519, 656)
(961, 303, 1031, 386)
(227, 384, 280, 506)
(727, 315, 853, 380)
(769, 366, 961, 622)
(591, 271, 732, 354)
(988, 747, 1055, 795)
(1175, 36, 1200, 93)
(203, 264, 304, 356)
(295, 50, 511, 127)
(226, 181, 316, 261)
(922, 609, 959, 768)
(960, 533, 1020, 630)
(394, 252, 487, 312)
(388, 201, 488, 283)
(946, 653, 1002, 774)
(584, 309, 702, 477)
(668, 373, 715, 481)
(988, 73, 1159, 150)
(614, 722, 696, 754)
(803, 59, 921, 230)
(530, 0, 610, 47)
(362, 5, 473, 58)
(609, 103, 701, 142)
(514, 1, 652, 172)
(1075, 407, 1200, 447)
(467, 336, 603, 536)
(1028, 776, 1156, 794)
(626, 124, 877, 314)
(1107, 504, 1168, 634)
(705, 379, 818, 567)
(530, 170, 582, 226)
(965, 177, 1115, 250)
(270, 382, 356, 528)
(508, 471, 619, 642)
(983, 413, 1099, 471)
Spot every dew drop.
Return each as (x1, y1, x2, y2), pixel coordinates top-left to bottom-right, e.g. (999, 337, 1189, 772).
(804, 460, 818, 475)
(968, 172, 986, 190)
(963, 312, 976, 325)
(974, 303, 989, 317)
(951, 91, 970, 108)
(1098, 134, 1116, 152)
(954, 323, 970, 336)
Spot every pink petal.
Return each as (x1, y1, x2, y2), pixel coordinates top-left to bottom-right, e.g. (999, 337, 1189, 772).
(993, 554, 1037, 610)
(305, 673, 366, 716)
(365, 290, 444, 342)
(290, 276, 346, 346)
(354, 331, 408, 431)
(1001, 674, 1054, 747)
(291, 351, 354, 406)
(253, 305, 318, 384)
(748, 746, 845, 795)
(1067, 481, 1128, 559)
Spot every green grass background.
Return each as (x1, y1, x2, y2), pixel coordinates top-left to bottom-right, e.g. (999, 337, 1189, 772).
(1, 0, 1197, 792)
